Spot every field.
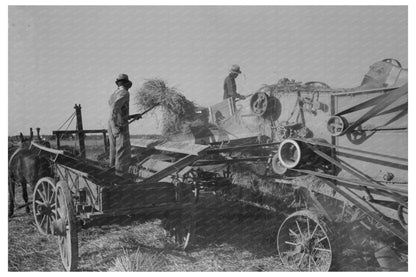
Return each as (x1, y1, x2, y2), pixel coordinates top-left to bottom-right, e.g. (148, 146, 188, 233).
(9, 186, 289, 271)
(8, 138, 393, 271)
(9, 138, 288, 271)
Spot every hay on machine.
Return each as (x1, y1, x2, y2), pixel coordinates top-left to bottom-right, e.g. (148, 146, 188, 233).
(135, 78, 202, 135)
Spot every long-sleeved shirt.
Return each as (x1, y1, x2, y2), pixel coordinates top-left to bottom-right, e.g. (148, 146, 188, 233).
(108, 87, 130, 130)
(223, 75, 237, 100)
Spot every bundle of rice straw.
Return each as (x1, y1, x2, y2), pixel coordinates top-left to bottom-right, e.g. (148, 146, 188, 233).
(135, 78, 198, 135)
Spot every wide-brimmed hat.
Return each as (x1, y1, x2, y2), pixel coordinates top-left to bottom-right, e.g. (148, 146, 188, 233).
(230, 64, 242, 74)
(115, 74, 132, 86)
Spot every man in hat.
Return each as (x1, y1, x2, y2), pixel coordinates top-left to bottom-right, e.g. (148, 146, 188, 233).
(108, 74, 135, 177)
(223, 64, 246, 100)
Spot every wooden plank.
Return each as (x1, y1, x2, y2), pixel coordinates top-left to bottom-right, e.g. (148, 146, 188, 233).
(53, 154, 127, 185)
(101, 182, 176, 211)
(130, 138, 162, 148)
(207, 142, 279, 154)
(141, 159, 173, 172)
(82, 202, 192, 219)
(141, 154, 203, 183)
(56, 135, 61, 149)
(155, 141, 209, 156)
(330, 86, 400, 96)
(208, 106, 214, 123)
(102, 130, 108, 153)
(132, 138, 210, 156)
(74, 104, 86, 158)
(57, 163, 90, 179)
(53, 129, 108, 134)
(160, 166, 193, 183)
(30, 141, 65, 155)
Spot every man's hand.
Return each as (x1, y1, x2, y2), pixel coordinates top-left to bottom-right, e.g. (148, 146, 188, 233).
(113, 126, 121, 136)
(128, 113, 142, 124)
(237, 94, 246, 100)
(128, 114, 142, 120)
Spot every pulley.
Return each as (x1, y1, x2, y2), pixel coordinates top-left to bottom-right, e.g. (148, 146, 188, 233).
(278, 139, 306, 169)
(326, 115, 348, 136)
(250, 92, 269, 116)
(271, 153, 288, 175)
(278, 139, 328, 169)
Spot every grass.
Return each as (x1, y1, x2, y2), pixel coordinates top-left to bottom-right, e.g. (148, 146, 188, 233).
(8, 182, 287, 271)
(8, 210, 62, 271)
(8, 138, 404, 271)
(8, 147, 281, 271)
(9, 184, 398, 272)
(110, 248, 166, 271)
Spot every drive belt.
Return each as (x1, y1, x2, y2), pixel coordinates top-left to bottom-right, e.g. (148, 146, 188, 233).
(336, 84, 408, 133)
(289, 167, 408, 243)
(295, 137, 407, 164)
(293, 138, 408, 204)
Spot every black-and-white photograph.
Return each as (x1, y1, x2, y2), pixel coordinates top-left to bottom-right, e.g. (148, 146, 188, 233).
(7, 4, 408, 272)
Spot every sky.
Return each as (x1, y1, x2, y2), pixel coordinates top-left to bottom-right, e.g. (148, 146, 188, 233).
(8, 6, 408, 136)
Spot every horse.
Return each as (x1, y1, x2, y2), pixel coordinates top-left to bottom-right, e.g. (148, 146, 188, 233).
(8, 132, 53, 218)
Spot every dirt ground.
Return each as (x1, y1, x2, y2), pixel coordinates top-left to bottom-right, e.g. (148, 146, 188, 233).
(8, 187, 289, 271)
(8, 138, 404, 271)
(9, 187, 397, 272)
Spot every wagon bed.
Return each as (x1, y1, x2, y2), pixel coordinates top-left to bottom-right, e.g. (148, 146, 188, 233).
(29, 141, 198, 271)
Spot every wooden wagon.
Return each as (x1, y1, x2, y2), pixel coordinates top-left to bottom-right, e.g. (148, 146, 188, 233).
(29, 142, 203, 271)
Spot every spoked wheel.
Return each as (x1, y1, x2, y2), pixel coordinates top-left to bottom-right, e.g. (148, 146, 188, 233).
(33, 177, 56, 235)
(167, 182, 196, 250)
(173, 208, 195, 250)
(54, 180, 78, 271)
(277, 210, 332, 271)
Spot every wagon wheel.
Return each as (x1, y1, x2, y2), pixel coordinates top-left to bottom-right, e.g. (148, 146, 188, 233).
(173, 180, 196, 250)
(277, 210, 332, 271)
(33, 177, 56, 235)
(54, 180, 78, 271)
(250, 92, 269, 116)
(173, 207, 196, 250)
